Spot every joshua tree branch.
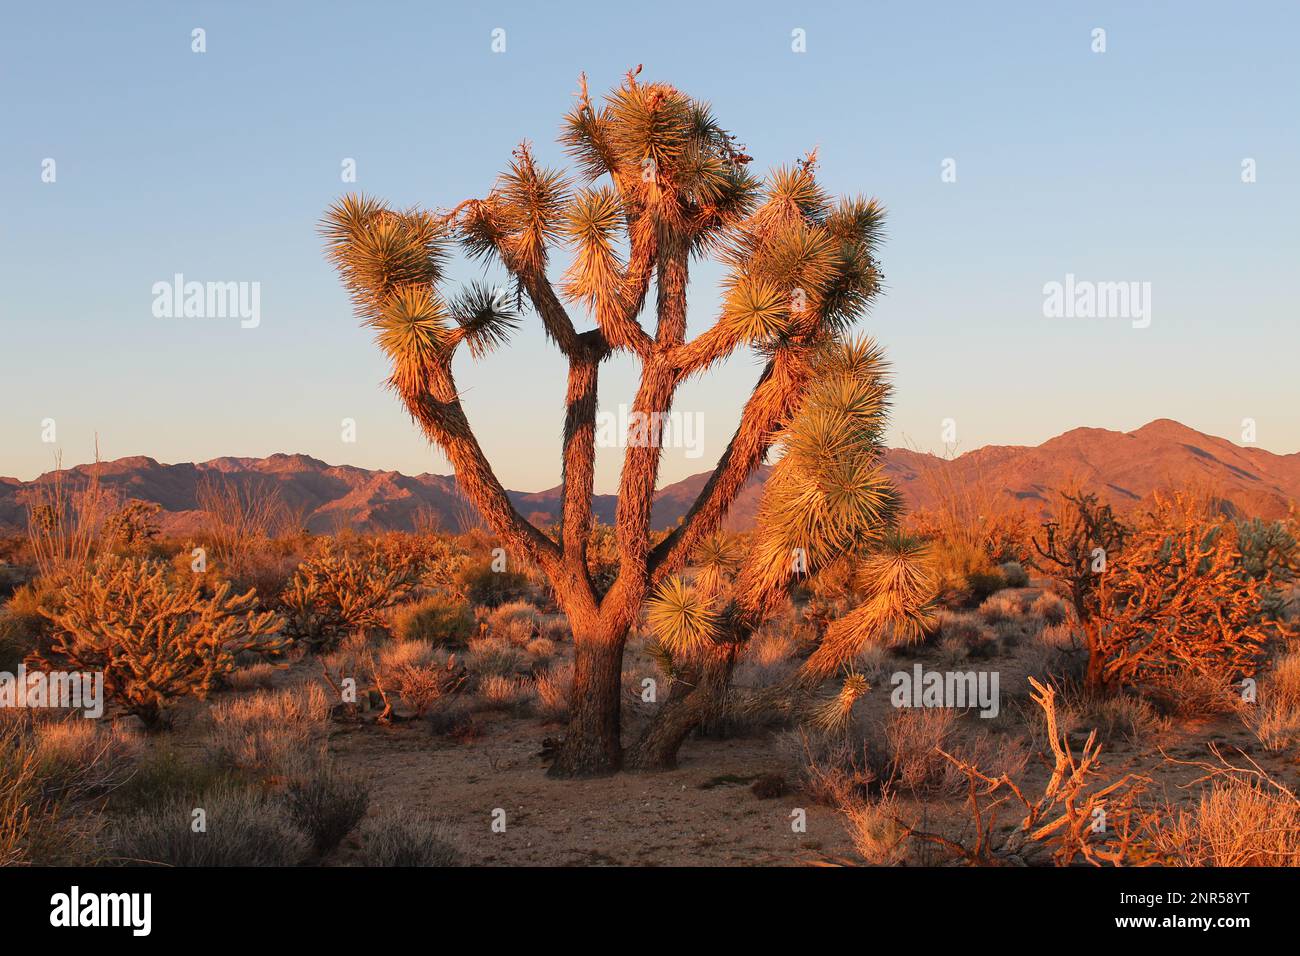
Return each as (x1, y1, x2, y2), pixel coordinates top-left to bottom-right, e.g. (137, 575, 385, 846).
(406, 369, 562, 576)
(648, 348, 812, 584)
(560, 331, 608, 592)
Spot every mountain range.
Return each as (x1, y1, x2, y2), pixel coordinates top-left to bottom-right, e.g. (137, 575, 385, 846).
(1, 419, 1296, 536)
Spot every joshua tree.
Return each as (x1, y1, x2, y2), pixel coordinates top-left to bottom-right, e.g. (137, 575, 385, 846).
(322, 68, 924, 776)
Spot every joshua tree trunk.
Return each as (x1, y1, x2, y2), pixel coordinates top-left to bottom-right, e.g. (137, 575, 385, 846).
(624, 651, 736, 771)
(548, 624, 628, 777)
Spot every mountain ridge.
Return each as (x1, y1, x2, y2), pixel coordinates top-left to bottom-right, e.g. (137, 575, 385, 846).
(2, 420, 1296, 534)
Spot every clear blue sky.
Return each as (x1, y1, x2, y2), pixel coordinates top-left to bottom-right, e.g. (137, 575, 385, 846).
(2, 1, 1296, 491)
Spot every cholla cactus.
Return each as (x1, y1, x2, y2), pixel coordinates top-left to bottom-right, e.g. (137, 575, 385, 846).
(280, 538, 420, 651)
(36, 556, 284, 728)
(322, 69, 891, 776)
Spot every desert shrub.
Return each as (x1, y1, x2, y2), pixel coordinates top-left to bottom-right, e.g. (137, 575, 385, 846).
(392, 594, 474, 646)
(456, 560, 531, 609)
(34, 556, 285, 728)
(534, 662, 573, 720)
(111, 784, 310, 867)
(1072, 692, 1169, 745)
(879, 709, 1028, 797)
(282, 764, 370, 856)
(1249, 652, 1300, 751)
(477, 674, 529, 709)
(466, 636, 525, 679)
(486, 600, 541, 644)
(524, 636, 556, 661)
(965, 569, 1006, 604)
(110, 748, 233, 813)
(1021, 623, 1087, 685)
(359, 809, 458, 866)
(778, 728, 878, 805)
(280, 538, 420, 651)
(977, 591, 1027, 624)
(933, 612, 997, 659)
(841, 793, 911, 866)
(1146, 770, 1300, 867)
(999, 561, 1029, 588)
(1029, 591, 1069, 626)
(207, 685, 329, 773)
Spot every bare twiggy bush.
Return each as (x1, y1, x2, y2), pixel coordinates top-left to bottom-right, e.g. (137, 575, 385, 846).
(36, 555, 285, 728)
(902, 678, 1149, 866)
(359, 808, 459, 866)
(24, 450, 113, 579)
(111, 784, 310, 867)
(196, 474, 294, 578)
(778, 728, 878, 806)
(881, 709, 1028, 798)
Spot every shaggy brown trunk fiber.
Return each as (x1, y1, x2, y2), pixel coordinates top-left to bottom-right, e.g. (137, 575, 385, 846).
(547, 626, 627, 777)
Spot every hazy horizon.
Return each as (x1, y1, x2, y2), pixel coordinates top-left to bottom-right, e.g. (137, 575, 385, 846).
(4, 1, 1297, 492)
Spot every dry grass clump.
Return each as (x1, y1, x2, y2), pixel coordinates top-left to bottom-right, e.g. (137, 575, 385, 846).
(534, 661, 573, 721)
(841, 792, 912, 866)
(226, 660, 283, 691)
(1155, 670, 1244, 719)
(111, 784, 310, 867)
(29, 716, 141, 802)
(977, 591, 1029, 625)
(206, 684, 329, 773)
(359, 808, 459, 866)
(477, 674, 530, 709)
(1248, 652, 1300, 751)
(1145, 749, 1300, 867)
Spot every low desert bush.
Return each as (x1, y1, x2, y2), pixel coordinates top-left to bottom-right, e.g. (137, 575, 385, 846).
(466, 636, 525, 679)
(841, 792, 911, 866)
(477, 674, 529, 709)
(534, 662, 573, 720)
(207, 685, 329, 773)
(111, 784, 310, 867)
(392, 594, 475, 646)
(1249, 652, 1300, 751)
(359, 809, 459, 866)
(1145, 759, 1300, 867)
(1029, 591, 1069, 625)
(34, 556, 285, 728)
(282, 763, 370, 857)
(880, 708, 1028, 797)
(457, 560, 531, 609)
(778, 728, 877, 806)
(485, 601, 541, 644)
(998, 561, 1030, 588)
